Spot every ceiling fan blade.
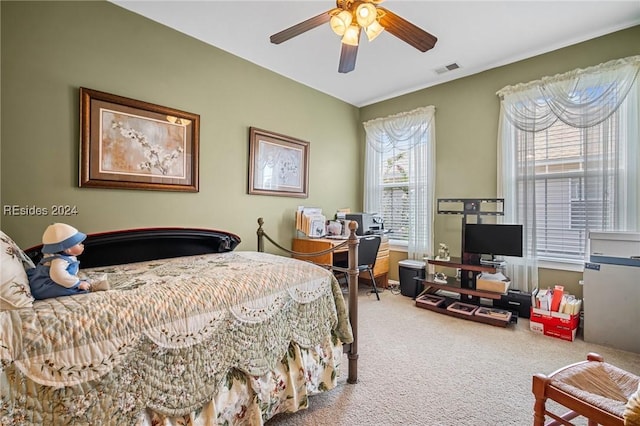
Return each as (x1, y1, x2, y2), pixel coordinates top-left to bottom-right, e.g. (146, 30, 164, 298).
(378, 7, 437, 52)
(338, 43, 358, 74)
(270, 11, 332, 44)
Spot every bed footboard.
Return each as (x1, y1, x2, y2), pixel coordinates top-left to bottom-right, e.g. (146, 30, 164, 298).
(256, 217, 359, 384)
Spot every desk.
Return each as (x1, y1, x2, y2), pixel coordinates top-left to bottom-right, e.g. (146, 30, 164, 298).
(292, 236, 389, 288)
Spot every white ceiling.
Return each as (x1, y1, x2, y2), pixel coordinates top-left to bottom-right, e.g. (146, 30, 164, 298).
(111, 1, 640, 107)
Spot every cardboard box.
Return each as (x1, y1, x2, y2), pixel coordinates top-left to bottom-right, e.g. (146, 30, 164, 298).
(529, 307, 580, 342)
(476, 276, 511, 293)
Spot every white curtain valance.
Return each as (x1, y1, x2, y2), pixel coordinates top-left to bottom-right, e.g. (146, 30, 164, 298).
(496, 55, 640, 131)
(363, 106, 435, 152)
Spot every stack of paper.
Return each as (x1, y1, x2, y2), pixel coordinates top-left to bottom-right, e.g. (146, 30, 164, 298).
(532, 287, 582, 315)
(478, 272, 508, 281)
(562, 297, 582, 315)
(296, 206, 326, 237)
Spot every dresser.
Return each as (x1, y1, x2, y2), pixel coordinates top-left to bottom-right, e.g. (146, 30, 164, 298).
(292, 235, 389, 288)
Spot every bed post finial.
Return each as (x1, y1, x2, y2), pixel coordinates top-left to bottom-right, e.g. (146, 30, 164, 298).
(348, 219, 358, 235)
(257, 217, 265, 252)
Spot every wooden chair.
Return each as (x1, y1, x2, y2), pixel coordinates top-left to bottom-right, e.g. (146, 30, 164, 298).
(532, 352, 640, 426)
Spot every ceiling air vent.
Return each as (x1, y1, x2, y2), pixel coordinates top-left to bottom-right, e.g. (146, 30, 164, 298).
(435, 63, 460, 74)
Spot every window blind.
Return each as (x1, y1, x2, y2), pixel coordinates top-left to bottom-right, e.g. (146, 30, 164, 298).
(517, 116, 619, 261)
(380, 149, 410, 242)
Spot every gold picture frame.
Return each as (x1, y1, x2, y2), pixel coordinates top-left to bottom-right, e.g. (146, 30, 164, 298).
(80, 87, 199, 192)
(248, 127, 309, 198)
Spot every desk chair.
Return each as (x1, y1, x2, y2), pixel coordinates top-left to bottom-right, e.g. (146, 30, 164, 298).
(333, 235, 381, 301)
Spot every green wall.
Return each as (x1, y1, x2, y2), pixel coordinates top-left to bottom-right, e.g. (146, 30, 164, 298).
(364, 26, 640, 293)
(0, 1, 361, 250)
(2, 1, 638, 296)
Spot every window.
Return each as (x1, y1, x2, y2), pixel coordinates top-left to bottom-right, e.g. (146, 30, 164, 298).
(380, 150, 409, 242)
(499, 56, 639, 269)
(363, 106, 435, 260)
(523, 119, 619, 261)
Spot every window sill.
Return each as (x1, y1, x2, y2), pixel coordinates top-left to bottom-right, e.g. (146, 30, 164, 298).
(389, 241, 408, 252)
(537, 258, 584, 273)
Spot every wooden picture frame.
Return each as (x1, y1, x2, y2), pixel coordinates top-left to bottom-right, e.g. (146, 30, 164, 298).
(80, 87, 199, 192)
(446, 301, 479, 315)
(248, 127, 309, 198)
(418, 294, 445, 307)
(474, 307, 512, 321)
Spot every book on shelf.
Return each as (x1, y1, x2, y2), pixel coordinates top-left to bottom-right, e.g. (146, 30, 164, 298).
(474, 307, 512, 322)
(418, 294, 445, 307)
(446, 301, 478, 315)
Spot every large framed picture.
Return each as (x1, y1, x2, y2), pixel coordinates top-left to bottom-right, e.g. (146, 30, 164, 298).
(248, 127, 309, 198)
(80, 87, 199, 192)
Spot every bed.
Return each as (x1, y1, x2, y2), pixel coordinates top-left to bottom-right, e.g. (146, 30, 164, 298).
(0, 219, 359, 425)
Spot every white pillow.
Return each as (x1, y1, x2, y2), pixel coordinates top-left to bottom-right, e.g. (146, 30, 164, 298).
(1, 230, 35, 310)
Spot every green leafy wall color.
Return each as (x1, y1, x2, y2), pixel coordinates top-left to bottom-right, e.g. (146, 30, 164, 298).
(0, 1, 361, 249)
(1, 1, 638, 294)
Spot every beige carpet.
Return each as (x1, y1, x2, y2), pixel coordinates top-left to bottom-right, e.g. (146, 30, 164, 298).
(269, 288, 640, 425)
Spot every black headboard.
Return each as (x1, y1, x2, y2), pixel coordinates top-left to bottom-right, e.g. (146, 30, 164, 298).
(24, 227, 241, 268)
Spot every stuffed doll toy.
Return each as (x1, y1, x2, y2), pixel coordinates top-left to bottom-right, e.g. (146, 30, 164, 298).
(28, 223, 109, 300)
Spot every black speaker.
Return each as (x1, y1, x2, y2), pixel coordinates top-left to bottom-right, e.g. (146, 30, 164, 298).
(493, 289, 532, 318)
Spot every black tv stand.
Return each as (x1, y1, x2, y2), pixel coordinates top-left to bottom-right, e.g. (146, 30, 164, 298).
(437, 197, 506, 263)
(416, 198, 511, 327)
(414, 257, 511, 327)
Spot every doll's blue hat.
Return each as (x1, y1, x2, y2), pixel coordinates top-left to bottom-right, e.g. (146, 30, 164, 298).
(41, 223, 87, 254)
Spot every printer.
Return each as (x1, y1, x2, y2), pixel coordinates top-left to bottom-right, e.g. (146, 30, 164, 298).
(345, 213, 384, 236)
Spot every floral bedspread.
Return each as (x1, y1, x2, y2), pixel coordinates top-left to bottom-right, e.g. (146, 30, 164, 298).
(0, 251, 352, 425)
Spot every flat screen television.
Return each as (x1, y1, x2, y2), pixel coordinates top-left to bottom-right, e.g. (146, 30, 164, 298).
(463, 223, 523, 258)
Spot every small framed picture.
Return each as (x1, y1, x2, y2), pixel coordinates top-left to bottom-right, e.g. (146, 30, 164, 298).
(248, 127, 309, 198)
(446, 301, 478, 315)
(474, 307, 512, 322)
(418, 294, 445, 307)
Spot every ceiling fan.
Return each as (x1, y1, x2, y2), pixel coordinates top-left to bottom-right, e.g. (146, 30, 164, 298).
(270, 0, 438, 74)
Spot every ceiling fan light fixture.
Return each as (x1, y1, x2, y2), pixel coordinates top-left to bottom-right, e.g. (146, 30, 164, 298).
(364, 19, 384, 41)
(355, 3, 377, 27)
(330, 10, 352, 36)
(269, 1, 438, 74)
(341, 24, 360, 46)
